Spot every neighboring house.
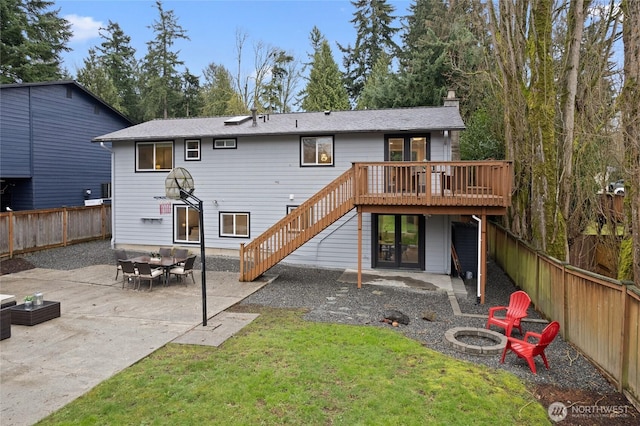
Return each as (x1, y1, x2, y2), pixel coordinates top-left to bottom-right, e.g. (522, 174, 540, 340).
(0, 81, 132, 211)
(94, 95, 512, 301)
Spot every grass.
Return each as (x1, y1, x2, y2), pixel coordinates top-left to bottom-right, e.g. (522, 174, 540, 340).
(37, 307, 550, 425)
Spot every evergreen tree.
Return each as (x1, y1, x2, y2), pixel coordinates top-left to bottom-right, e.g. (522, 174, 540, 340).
(356, 53, 399, 109)
(76, 21, 141, 122)
(0, 0, 71, 83)
(300, 39, 350, 112)
(339, 0, 399, 105)
(179, 68, 203, 117)
(76, 48, 122, 111)
(139, 0, 190, 119)
(95, 21, 140, 122)
(201, 62, 245, 116)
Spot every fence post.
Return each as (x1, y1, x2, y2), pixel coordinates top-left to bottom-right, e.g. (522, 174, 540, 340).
(63, 207, 68, 246)
(8, 211, 14, 258)
(101, 204, 106, 239)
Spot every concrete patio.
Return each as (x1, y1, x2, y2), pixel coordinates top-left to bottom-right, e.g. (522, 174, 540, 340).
(0, 265, 272, 425)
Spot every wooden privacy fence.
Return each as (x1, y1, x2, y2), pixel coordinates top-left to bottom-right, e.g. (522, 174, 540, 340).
(0, 205, 111, 258)
(488, 222, 639, 408)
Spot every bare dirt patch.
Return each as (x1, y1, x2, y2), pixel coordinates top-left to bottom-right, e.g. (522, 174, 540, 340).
(533, 384, 638, 425)
(0, 257, 35, 276)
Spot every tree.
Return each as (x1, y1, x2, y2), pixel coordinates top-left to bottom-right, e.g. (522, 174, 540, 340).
(201, 62, 244, 116)
(339, 0, 399, 104)
(179, 68, 203, 117)
(0, 0, 71, 83)
(139, 0, 190, 119)
(76, 21, 141, 122)
(230, 29, 291, 113)
(95, 21, 140, 122)
(300, 39, 350, 112)
(260, 49, 300, 113)
(620, 0, 640, 283)
(76, 48, 122, 112)
(356, 53, 399, 109)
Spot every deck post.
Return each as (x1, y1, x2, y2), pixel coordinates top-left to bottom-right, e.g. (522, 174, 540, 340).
(357, 207, 362, 289)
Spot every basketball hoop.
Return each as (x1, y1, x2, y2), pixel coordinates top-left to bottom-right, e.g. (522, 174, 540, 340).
(165, 167, 195, 200)
(164, 167, 208, 326)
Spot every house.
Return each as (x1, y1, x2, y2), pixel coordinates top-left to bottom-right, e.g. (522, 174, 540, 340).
(94, 94, 512, 302)
(0, 81, 132, 211)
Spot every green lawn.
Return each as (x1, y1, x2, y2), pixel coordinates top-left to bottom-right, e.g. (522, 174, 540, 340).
(38, 307, 550, 425)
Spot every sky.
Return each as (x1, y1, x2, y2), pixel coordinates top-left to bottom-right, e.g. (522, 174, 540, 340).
(56, 0, 413, 78)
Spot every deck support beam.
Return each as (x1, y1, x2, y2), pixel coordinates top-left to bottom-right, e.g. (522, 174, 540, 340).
(357, 207, 362, 289)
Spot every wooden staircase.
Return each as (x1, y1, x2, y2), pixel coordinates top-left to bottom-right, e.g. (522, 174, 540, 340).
(239, 169, 355, 281)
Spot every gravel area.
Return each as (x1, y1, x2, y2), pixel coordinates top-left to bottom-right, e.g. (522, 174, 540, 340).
(16, 240, 618, 394)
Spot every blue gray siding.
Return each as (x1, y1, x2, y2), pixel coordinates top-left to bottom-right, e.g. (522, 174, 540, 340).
(112, 130, 452, 273)
(0, 83, 131, 210)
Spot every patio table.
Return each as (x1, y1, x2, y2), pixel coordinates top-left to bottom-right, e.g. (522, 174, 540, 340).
(128, 255, 188, 285)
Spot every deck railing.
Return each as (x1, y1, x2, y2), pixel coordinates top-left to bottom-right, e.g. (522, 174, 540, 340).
(240, 169, 355, 281)
(239, 161, 512, 281)
(354, 161, 512, 207)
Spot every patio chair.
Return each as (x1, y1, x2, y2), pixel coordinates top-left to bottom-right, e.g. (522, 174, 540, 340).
(486, 290, 531, 336)
(500, 321, 560, 374)
(174, 248, 189, 266)
(119, 260, 138, 289)
(136, 262, 164, 291)
(169, 255, 196, 285)
(159, 247, 172, 257)
(114, 249, 128, 280)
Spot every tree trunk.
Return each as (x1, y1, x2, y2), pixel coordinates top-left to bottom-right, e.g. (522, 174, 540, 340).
(621, 0, 640, 284)
(560, 0, 586, 261)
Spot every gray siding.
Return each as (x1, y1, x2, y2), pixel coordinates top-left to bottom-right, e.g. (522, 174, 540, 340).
(112, 130, 452, 272)
(424, 215, 451, 274)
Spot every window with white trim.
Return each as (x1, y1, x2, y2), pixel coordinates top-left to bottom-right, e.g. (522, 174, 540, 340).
(301, 136, 333, 166)
(185, 139, 201, 160)
(137, 141, 173, 171)
(219, 212, 249, 237)
(174, 205, 200, 243)
(214, 138, 237, 149)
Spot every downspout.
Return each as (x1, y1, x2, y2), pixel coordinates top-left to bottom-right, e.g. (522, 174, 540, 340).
(100, 142, 115, 249)
(472, 215, 482, 304)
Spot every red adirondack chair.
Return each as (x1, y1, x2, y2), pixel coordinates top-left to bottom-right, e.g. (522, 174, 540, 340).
(486, 290, 531, 336)
(500, 321, 561, 374)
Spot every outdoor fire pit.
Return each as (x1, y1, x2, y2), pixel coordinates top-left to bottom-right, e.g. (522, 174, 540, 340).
(444, 327, 507, 356)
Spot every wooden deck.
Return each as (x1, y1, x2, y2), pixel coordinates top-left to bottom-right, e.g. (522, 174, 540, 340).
(240, 161, 512, 281)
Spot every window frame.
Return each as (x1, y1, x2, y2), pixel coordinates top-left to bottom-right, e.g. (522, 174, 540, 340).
(136, 140, 174, 172)
(286, 204, 315, 232)
(185, 139, 201, 161)
(219, 211, 250, 238)
(174, 204, 200, 244)
(300, 135, 334, 167)
(214, 138, 237, 149)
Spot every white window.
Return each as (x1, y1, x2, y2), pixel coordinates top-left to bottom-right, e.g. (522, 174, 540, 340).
(214, 139, 237, 149)
(219, 212, 249, 237)
(301, 136, 334, 166)
(175, 205, 200, 243)
(185, 139, 201, 160)
(137, 141, 173, 171)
